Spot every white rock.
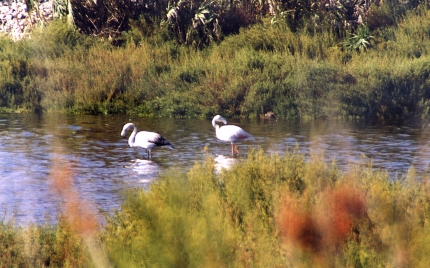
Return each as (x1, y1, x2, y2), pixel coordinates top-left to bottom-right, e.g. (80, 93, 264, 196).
(0, 0, 54, 39)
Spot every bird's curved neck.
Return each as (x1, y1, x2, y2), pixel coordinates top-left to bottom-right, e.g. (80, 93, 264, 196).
(128, 126, 138, 146)
(212, 118, 217, 128)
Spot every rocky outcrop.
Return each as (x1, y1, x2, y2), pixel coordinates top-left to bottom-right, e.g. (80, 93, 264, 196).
(0, 0, 54, 40)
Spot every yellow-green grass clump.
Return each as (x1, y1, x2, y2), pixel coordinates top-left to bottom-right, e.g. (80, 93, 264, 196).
(2, 149, 430, 267)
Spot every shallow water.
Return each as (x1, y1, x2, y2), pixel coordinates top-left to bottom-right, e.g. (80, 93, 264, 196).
(1, 114, 430, 225)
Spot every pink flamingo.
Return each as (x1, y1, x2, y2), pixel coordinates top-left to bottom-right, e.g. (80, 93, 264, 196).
(212, 115, 254, 156)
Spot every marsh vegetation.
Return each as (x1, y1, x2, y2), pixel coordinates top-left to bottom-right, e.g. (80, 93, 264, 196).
(2, 0, 430, 266)
(1, 0, 430, 121)
(2, 149, 430, 267)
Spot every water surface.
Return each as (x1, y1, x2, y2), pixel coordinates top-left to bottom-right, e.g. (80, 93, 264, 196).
(1, 114, 429, 225)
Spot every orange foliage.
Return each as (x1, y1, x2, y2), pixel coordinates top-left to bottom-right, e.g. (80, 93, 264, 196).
(321, 184, 367, 247)
(50, 157, 99, 236)
(278, 184, 369, 255)
(278, 196, 322, 253)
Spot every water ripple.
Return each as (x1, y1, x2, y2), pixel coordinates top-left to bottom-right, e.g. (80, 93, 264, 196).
(1, 114, 430, 225)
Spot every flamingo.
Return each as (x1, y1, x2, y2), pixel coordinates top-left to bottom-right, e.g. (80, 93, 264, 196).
(121, 123, 174, 159)
(212, 115, 254, 156)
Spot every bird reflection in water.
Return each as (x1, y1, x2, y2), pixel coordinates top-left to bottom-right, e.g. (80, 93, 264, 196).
(214, 155, 238, 174)
(126, 159, 160, 184)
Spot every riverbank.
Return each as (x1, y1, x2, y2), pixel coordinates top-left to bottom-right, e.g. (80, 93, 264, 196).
(0, 0, 53, 40)
(1, 4, 430, 121)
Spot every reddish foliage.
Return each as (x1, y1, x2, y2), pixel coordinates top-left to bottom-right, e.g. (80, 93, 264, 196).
(279, 198, 322, 253)
(50, 159, 100, 236)
(278, 185, 369, 254)
(324, 185, 367, 246)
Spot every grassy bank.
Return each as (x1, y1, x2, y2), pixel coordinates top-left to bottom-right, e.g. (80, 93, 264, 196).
(2, 149, 430, 267)
(1, 5, 430, 120)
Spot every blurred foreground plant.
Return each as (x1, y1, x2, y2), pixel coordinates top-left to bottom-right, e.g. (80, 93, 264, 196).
(2, 149, 430, 267)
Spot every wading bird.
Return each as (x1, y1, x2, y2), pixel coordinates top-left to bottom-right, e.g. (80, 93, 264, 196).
(121, 123, 174, 159)
(212, 115, 254, 156)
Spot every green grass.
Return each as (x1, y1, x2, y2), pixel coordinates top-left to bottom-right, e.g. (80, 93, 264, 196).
(2, 5, 430, 119)
(0, 219, 94, 267)
(3, 149, 430, 267)
(100, 149, 430, 267)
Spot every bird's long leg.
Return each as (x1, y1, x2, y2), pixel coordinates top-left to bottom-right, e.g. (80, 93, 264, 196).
(231, 143, 239, 156)
(148, 150, 152, 160)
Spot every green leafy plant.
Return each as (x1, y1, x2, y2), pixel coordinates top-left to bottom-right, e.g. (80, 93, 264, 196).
(164, 0, 221, 48)
(345, 26, 374, 52)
